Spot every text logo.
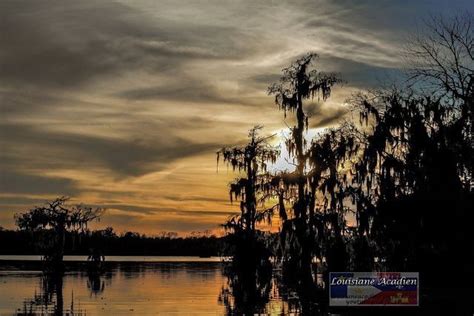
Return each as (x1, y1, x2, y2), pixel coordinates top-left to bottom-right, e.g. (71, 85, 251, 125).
(329, 272, 419, 306)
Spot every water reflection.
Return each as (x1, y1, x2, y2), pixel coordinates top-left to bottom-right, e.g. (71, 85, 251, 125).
(20, 273, 86, 315)
(86, 272, 107, 297)
(0, 262, 465, 315)
(3, 262, 350, 315)
(219, 263, 272, 315)
(2, 262, 227, 315)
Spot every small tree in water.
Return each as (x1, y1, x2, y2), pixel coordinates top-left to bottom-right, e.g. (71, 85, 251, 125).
(217, 126, 279, 314)
(15, 197, 103, 270)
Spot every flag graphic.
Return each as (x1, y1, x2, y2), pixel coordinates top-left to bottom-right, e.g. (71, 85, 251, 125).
(329, 272, 419, 306)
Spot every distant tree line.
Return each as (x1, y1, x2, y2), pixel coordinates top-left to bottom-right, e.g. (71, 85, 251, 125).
(0, 225, 226, 257)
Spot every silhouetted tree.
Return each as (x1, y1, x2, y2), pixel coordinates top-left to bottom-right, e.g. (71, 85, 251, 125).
(348, 86, 472, 282)
(338, 14, 473, 283)
(214, 13, 472, 312)
(15, 197, 103, 270)
(20, 272, 88, 315)
(407, 13, 473, 104)
(217, 126, 279, 314)
(306, 124, 360, 278)
(268, 53, 342, 286)
(217, 125, 279, 235)
(0, 227, 224, 256)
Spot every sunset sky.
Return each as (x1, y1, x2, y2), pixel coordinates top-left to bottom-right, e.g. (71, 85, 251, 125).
(1, 0, 471, 235)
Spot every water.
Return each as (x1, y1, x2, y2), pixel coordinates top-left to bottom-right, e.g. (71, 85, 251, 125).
(0, 257, 296, 315)
(1, 257, 453, 315)
(0, 255, 224, 262)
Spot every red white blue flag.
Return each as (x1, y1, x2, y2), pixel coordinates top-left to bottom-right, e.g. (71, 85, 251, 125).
(329, 272, 419, 306)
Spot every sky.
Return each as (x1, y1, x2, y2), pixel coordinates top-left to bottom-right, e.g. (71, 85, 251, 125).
(1, 0, 472, 235)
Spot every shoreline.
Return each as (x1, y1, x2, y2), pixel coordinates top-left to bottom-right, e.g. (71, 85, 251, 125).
(0, 256, 226, 271)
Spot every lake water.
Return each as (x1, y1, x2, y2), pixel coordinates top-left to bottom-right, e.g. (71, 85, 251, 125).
(0, 256, 297, 315)
(0, 255, 224, 262)
(0, 256, 456, 315)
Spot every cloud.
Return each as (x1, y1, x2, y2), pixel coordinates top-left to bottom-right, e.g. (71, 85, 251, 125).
(0, 121, 219, 177)
(117, 79, 234, 104)
(0, 0, 277, 91)
(1, 1, 132, 88)
(1, 0, 472, 233)
(305, 103, 348, 128)
(0, 170, 76, 195)
(95, 208, 234, 234)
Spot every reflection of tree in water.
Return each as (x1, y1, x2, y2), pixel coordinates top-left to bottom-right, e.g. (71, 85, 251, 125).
(273, 270, 325, 316)
(86, 272, 106, 296)
(86, 248, 109, 296)
(219, 259, 272, 315)
(218, 231, 274, 315)
(220, 266, 327, 315)
(216, 126, 279, 315)
(19, 272, 85, 315)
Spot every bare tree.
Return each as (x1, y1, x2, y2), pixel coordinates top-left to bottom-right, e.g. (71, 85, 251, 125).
(406, 12, 473, 104)
(405, 12, 473, 189)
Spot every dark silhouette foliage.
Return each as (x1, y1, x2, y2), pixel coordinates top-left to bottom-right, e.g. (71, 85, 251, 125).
(217, 125, 279, 233)
(14, 197, 103, 270)
(216, 13, 472, 313)
(0, 226, 225, 257)
(268, 53, 343, 288)
(217, 126, 279, 315)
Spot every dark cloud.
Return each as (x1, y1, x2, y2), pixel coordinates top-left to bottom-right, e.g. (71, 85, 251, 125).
(0, 121, 218, 177)
(305, 103, 347, 128)
(0, 196, 48, 206)
(319, 56, 404, 88)
(117, 79, 232, 104)
(98, 204, 158, 215)
(144, 216, 225, 233)
(87, 203, 235, 217)
(163, 195, 228, 203)
(0, 89, 61, 115)
(98, 210, 233, 233)
(0, 170, 76, 195)
(174, 210, 237, 217)
(0, 1, 137, 88)
(248, 73, 283, 91)
(0, 0, 270, 90)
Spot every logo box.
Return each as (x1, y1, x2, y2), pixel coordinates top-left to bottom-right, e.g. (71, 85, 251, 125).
(329, 272, 419, 306)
